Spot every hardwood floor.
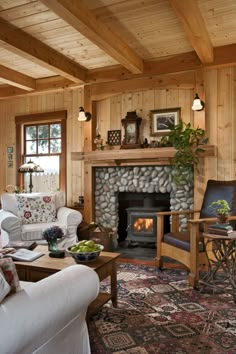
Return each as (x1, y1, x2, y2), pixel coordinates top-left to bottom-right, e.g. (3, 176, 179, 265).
(117, 242, 187, 269)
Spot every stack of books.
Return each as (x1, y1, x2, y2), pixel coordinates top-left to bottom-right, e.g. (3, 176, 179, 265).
(208, 223, 236, 236)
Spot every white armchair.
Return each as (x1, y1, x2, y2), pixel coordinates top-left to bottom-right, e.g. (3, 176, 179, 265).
(0, 192, 82, 248)
(0, 264, 100, 354)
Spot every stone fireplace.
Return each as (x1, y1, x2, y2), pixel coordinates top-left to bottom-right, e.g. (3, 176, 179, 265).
(94, 165, 194, 243)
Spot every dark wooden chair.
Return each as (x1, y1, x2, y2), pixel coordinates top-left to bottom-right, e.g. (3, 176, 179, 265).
(156, 180, 236, 287)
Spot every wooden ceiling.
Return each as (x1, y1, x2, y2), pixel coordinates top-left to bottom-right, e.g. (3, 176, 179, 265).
(0, 0, 236, 98)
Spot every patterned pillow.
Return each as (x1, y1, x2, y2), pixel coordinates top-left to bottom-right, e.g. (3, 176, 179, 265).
(16, 194, 57, 224)
(0, 268, 11, 302)
(0, 258, 21, 294)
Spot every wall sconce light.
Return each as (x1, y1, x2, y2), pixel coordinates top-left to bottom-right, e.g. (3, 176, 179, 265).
(192, 93, 205, 111)
(78, 106, 92, 122)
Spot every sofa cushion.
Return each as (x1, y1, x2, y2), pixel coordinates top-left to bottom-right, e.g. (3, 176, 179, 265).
(0, 269, 11, 303)
(0, 258, 21, 294)
(16, 194, 57, 224)
(163, 232, 205, 252)
(21, 222, 67, 241)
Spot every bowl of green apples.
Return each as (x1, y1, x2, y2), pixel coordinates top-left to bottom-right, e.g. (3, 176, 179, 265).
(67, 240, 104, 263)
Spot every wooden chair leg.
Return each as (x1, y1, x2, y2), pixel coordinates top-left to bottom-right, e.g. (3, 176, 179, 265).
(156, 215, 164, 269)
(188, 272, 198, 288)
(155, 255, 163, 269)
(189, 223, 199, 288)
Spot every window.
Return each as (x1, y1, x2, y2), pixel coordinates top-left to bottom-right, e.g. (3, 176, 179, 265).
(25, 123, 62, 155)
(15, 111, 67, 193)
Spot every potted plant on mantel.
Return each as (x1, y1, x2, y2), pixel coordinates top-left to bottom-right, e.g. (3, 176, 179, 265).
(208, 199, 231, 224)
(160, 121, 208, 184)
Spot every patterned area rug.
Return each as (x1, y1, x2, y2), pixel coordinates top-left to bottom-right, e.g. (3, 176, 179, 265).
(88, 263, 236, 354)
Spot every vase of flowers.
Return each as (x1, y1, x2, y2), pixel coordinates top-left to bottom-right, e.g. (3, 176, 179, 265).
(42, 226, 64, 251)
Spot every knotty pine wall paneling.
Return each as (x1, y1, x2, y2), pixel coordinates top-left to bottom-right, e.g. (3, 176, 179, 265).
(217, 67, 235, 180)
(0, 88, 84, 207)
(97, 88, 194, 147)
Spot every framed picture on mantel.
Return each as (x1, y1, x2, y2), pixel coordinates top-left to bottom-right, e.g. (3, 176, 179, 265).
(150, 107, 181, 137)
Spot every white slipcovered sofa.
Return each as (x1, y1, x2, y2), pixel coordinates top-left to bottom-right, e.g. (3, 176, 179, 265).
(0, 264, 99, 354)
(0, 192, 82, 248)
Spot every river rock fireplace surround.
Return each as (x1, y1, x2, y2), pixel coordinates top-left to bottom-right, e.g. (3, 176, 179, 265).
(94, 165, 194, 245)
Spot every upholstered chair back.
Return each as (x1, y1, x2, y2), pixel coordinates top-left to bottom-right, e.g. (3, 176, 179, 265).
(200, 179, 236, 229)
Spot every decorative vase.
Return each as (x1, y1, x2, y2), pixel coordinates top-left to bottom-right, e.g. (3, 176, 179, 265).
(216, 214, 229, 224)
(47, 238, 58, 252)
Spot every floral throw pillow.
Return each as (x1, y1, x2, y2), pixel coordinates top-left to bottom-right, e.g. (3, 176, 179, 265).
(16, 194, 57, 224)
(0, 258, 21, 295)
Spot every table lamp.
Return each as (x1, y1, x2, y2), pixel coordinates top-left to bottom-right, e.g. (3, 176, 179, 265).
(18, 159, 44, 193)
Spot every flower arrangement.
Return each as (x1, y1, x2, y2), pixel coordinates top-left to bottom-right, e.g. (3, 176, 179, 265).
(42, 226, 64, 241)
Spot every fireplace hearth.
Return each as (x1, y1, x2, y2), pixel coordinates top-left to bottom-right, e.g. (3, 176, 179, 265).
(126, 206, 169, 243)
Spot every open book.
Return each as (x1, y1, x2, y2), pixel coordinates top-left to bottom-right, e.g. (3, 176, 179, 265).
(6, 248, 44, 262)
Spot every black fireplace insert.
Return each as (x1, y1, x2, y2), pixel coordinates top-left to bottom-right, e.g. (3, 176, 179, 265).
(126, 206, 169, 243)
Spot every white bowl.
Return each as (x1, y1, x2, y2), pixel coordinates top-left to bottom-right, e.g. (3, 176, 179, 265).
(67, 244, 104, 263)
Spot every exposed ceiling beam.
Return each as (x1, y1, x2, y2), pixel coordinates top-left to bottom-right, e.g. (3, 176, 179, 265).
(87, 52, 202, 83)
(89, 72, 195, 100)
(0, 64, 36, 91)
(0, 19, 86, 83)
(40, 0, 143, 74)
(0, 42, 236, 99)
(169, 0, 214, 64)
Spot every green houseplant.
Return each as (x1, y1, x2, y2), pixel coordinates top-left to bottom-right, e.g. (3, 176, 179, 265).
(208, 199, 231, 223)
(160, 121, 208, 184)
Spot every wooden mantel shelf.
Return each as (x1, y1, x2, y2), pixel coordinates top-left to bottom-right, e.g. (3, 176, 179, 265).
(71, 145, 216, 166)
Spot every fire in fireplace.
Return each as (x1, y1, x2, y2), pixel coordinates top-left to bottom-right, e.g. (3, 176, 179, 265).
(126, 206, 169, 243)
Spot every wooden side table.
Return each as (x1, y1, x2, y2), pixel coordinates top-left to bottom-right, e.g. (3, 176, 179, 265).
(200, 232, 236, 301)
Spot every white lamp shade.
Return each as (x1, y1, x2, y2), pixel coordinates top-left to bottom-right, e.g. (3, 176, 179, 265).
(78, 110, 87, 121)
(192, 94, 204, 111)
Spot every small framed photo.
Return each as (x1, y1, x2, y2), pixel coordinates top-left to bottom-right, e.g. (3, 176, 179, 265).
(150, 107, 181, 136)
(7, 161, 13, 168)
(7, 146, 13, 153)
(8, 153, 13, 161)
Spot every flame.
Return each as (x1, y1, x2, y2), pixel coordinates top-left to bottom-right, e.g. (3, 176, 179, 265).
(133, 218, 153, 232)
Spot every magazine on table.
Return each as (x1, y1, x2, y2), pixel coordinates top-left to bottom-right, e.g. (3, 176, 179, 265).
(4, 240, 37, 250)
(4, 248, 44, 262)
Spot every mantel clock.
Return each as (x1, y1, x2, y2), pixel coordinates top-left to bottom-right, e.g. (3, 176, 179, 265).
(121, 111, 142, 149)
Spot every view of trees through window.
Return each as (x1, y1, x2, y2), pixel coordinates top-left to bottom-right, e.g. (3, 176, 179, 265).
(23, 122, 61, 192)
(25, 123, 61, 155)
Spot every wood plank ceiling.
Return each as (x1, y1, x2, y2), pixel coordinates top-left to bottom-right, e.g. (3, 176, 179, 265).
(0, 0, 235, 98)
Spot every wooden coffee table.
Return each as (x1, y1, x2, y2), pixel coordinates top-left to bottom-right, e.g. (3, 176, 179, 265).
(15, 245, 120, 316)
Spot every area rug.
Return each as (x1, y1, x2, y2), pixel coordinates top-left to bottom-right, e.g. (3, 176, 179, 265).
(88, 263, 236, 354)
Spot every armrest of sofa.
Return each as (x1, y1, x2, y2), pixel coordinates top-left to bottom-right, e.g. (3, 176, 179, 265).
(0, 210, 21, 245)
(57, 206, 82, 226)
(57, 207, 83, 246)
(0, 264, 99, 354)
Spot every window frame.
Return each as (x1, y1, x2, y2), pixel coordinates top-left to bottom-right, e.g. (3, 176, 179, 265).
(24, 122, 62, 156)
(15, 110, 67, 194)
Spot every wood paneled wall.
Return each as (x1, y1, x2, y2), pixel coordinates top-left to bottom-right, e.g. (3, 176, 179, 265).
(0, 89, 84, 206)
(0, 67, 235, 211)
(96, 89, 194, 146)
(95, 68, 236, 210)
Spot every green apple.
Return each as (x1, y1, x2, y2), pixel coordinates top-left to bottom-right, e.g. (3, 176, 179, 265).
(85, 240, 96, 248)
